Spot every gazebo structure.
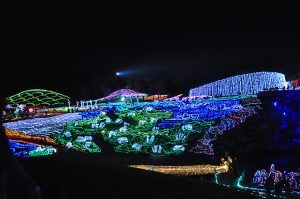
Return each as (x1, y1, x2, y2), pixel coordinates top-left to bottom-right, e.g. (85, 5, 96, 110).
(97, 89, 147, 104)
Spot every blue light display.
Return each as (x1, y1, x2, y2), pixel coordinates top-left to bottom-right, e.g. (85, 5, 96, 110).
(272, 101, 279, 107)
(9, 140, 39, 157)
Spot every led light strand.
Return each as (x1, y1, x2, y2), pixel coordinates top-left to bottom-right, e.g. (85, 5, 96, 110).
(190, 72, 286, 97)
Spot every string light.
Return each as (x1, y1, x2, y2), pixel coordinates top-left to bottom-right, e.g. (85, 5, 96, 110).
(5, 127, 60, 146)
(4, 113, 82, 136)
(6, 89, 70, 107)
(4, 85, 260, 157)
(97, 89, 147, 102)
(190, 72, 286, 97)
(191, 96, 261, 155)
(28, 146, 57, 157)
(128, 158, 231, 175)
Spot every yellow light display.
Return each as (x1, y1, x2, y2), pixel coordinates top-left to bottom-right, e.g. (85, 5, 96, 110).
(128, 158, 231, 176)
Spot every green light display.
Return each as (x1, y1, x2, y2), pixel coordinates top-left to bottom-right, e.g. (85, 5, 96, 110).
(6, 89, 70, 107)
(64, 107, 214, 155)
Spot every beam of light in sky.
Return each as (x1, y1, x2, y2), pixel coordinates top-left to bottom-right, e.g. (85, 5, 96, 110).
(116, 71, 132, 77)
(115, 66, 168, 77)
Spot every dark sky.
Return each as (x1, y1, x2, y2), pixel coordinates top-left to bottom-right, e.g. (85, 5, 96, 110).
(2, 1, 300, 100)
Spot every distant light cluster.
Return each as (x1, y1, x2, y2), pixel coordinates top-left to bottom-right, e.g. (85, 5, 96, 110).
(189, 72, 286, 97)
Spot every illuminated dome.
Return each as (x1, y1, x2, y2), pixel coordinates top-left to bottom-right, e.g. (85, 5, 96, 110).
(189, 72, 287, 97)
(6, 89, 70, 107)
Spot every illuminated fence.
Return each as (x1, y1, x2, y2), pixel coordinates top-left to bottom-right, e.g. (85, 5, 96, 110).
(189, 72, 287, 97)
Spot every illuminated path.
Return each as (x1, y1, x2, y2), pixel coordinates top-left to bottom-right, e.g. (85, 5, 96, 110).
(3, 113, 82, 136)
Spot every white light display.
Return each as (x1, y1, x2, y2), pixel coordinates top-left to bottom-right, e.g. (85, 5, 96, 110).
(132, 143, 142, 151)
(66, 142, 73, 148)
(108, 131, 116, 138)
(3, 113, 82, 136)
(64, 131, 72, 138)
(176, 133, 186, 141)
(173, 145, 185, 151)
(105, 117, 111, 123)
(152, 145, 163, 153)
(85, 142, 92, 147)
(145, 107, 153, 112)
(117, 137, 128, 144)
(146, 135, 155, 143)
(85, 136, 93, 141)
(150, 117, 158, 123)
(182, 124, 193, 131)
(189, 72, 287, 97)
(77, 99, 99, 109)
(76, 136, 86, 143)
(119, 126, 127, 133)
(115, 118, 123, 124)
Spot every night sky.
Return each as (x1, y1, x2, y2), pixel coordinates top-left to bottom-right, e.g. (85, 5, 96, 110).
(2, 1, 300, 100)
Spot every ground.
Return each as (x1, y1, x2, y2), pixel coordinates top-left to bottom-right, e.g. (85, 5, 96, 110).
(9, 152, 258, 199)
